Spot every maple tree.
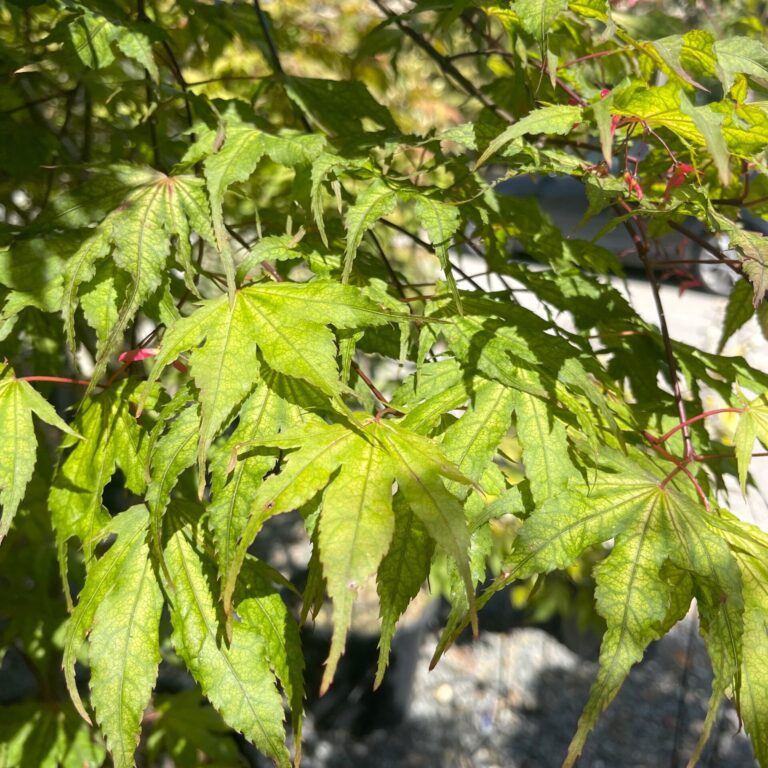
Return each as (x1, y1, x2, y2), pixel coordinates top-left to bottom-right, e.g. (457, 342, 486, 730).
(2, 0, 768, 765)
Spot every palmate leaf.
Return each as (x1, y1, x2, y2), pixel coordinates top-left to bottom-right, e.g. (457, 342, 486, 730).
(713, 36, 768, 94)
(317, 426, 395, 692)
(204, 126, 325, 245)
(203, 123, 325, 291)
(62, 171, 214, 386)
(0, 701, 106, 768)
(146, 690, 241, 765)
(68, 8, 159, 80)
(439, 377, 516, 497)
(62, 505, 150, 725)
(475, 104, 582, 168)
(414, 195, 462, 313)
(0, 366, 80, 544)
(493, 452, 743, 768)
(375, 498, 434, 688)
(342, 179, 398, 282)
(511, 384, 575, 505)
(142, 280, 396, 494)
(734, 552, 768, 766)
(225, 417, 476, 684)
(49, 380, 147, 566)
(734, 392, 768, 493)
(379, 423, 478, 634)
(165, 530, 291, 768)
(89, 535, 163, 768)
(614, 83, 768, 157)
(207, 372, 311, 594)
(145, 403, 199, 550)
(310, 153, 368, 247)
(513, 0, 569, 40)
(236, 558, 306, 754)
(702, 512, 768, 763)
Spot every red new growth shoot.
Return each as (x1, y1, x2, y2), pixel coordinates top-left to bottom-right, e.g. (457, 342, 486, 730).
(663, 163, 695, 201)
(119, 347, 188, 373)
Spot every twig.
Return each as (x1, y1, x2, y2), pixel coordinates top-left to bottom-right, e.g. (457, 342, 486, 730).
(160, 39, 194, 134)
(369, 0, 515, 123)
(185, 74, 269, 87)
(380, 217, 486, 292)
(368, 230, 407, 299)
(1, 89, 76, 115)
(667, 221, 742, 276)
(558, 48, 628, 69)
(351, 360, 400, 412)
(252, 0, 312, 131)
(616, 201, 695, 463)
(446, 48, 517, 64)
(81, 86, 92, 163)
(696, 451, 768, 462)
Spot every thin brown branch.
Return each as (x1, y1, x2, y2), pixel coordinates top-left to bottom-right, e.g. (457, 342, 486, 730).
(160, 39, 194, 134)
(252, 0, 312, 131)
(558, 48, 628, 69)
(351, 360, 401, 412)
(368, 230, 407, 299)
(667, 221, 742, 275)
(1, 88, 76, 115)
(380, 217, 486, 292)
(369, 0, 515, 123)
(616, 201, 695, 462)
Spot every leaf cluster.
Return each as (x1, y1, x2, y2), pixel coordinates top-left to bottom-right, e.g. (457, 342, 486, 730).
(2, 0, 768, 766)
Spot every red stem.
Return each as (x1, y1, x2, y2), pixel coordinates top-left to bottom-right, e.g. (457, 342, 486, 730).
(351, 360, 393, 409)
(646, 408, 744, 446)
(558, 49, 627, 70)
(19, 375, 91, 386)
(650, 441, 710, 510)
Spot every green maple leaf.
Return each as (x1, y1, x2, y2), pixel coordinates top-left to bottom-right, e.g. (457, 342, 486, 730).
(317, 423, 396, 692)
(343, 179, 398, 282)
(734, 392, 768, 494)
(235, 557, 306, 756)
(49, 380, 147, 572)
(145, 398, 200, 552)
(511, 385, 576, 505)
(496, 453, 742, 767)
(225, 416, 477, 688)
(475, 104, 582, 168)
(142, 280, 396, 496)
(0, 366, 80, 544)
(439, 378, 516, 495)
(207, 374, 307, 598)
(703, 511, 768, 763)
(413, 195, 462, 313)
(165, 529, 291, 768)
(733, 551, 768, 766)
(375, 497, 433, 687)
(62, 506, 151, 726)
(202, 123, 325, 293)
(89, 533, 163, 768)
(61, 170, 214, 387)
(310, 153, 368, 247)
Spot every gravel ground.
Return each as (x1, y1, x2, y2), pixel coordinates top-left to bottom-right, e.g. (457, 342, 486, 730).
(296, 614, 756, 768)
